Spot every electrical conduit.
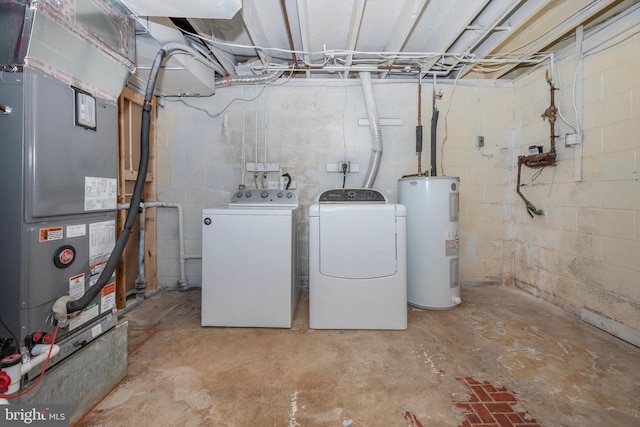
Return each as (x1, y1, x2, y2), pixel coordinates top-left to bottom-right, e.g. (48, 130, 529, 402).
(359, 71, 383, 188)
(215, 70, 285, 88)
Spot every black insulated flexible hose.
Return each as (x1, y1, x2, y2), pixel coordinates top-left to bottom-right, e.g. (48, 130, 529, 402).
(66, 47, 168, 314)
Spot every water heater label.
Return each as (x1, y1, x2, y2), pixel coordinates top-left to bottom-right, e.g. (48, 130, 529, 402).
(84, 176, 117, 211)
(445, 229, 459, 257)
(39, 227, 63, 242)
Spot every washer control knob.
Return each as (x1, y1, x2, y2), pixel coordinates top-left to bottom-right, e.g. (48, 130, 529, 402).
(277, 192, 283, 198)
(203, 217, 212, 225)
(286, 192, 293, 198)
(235, 192, 243, 198)
(261, 191, 269, 198)
(245, 191, 252, 198)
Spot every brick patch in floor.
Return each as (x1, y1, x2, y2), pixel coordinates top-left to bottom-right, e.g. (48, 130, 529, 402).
(452, 377, 542, 427)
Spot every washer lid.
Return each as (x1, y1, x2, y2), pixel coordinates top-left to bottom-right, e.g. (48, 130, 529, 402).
(318, 204, 397, 279)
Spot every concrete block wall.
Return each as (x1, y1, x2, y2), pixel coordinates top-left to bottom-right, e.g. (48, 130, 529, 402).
(155, 78, 514, 291)
(440, 81, 516, 286)
(512, 18, 640, 332)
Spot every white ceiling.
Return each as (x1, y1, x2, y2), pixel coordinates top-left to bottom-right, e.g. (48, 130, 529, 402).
(120, 0, 636, 95)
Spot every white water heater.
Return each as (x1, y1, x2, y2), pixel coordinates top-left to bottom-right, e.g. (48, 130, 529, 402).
(398, 176, 461, 310)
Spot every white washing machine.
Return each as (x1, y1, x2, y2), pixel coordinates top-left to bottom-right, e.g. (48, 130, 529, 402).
(308, 189, 407, 330)
(201, 189, 301, 328)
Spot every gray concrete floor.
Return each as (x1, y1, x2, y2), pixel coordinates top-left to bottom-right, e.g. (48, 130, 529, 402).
(75, 285, 640, 427)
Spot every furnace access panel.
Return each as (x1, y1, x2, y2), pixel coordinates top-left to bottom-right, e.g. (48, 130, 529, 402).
(0, 68, 118, 351)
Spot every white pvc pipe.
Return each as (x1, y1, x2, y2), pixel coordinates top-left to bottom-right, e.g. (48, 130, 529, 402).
(0, 345, 60, 395)
(21, 345, 60, 376)
(118, 202, 188, 289)
(359, 71, 383, 188)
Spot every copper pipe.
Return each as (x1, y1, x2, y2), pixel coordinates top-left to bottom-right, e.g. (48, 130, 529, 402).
(516, 157, 544, 217)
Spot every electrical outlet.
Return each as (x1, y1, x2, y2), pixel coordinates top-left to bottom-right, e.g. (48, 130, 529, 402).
(476, 136, 485, 148)
(327, 163, 360, 172)
(564, 133, 581, 146)
(338, 161, 350, 173)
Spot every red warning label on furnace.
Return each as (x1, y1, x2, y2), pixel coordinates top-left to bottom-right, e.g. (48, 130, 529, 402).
(39, 227, 63, 242)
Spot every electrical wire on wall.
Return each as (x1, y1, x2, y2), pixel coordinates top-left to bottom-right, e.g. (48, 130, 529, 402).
(164, 86, 266, 119)
(241, 85, 246, 188)
(263, 84, 268, 186)
(339, 72, 349, 188)
(254, 82, 260, 188)
(439, 64, 467, 176)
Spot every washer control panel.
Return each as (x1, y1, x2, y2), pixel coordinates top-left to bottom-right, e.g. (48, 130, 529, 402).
(318, 189, 386, 203)
(229, 189, 298, 207)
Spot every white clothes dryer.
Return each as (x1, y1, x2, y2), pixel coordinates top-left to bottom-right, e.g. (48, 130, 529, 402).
(308, 189, 407, 330)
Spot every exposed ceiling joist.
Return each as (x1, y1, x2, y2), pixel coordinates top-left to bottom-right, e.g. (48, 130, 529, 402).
(242, 0, 274, 65)
(295, 0, 312, 77)
(380, 0, 431, 78)
(477, 0, 619, 78)
(343, 0, 366, 76)
(418, 0, 491, 75)
(120, 0, 635, 92)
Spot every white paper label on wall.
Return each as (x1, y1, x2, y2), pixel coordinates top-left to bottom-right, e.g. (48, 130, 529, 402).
(69, 301, 99, 331)
(101, 282, 116, 314)
(69, 273, 85, 300)
(445, 229, 459, 257)
(66, 224, 87, 238)
(84, 176, 117, 211)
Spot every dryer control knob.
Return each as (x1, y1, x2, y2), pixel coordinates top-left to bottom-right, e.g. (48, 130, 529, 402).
(203, 218, 212, 225)
(277, 192, 283, 198)
(260, 191, 269, 198)
(286, 192, 293, 198)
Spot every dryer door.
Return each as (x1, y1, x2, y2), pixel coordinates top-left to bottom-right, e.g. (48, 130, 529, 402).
(319, 204, 397, 279)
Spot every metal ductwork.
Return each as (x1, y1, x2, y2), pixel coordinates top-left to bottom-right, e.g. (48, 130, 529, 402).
(0, 0, 135, 101)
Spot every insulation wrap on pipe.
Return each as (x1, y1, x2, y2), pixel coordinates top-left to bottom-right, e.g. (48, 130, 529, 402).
(430, 108, 439, 177)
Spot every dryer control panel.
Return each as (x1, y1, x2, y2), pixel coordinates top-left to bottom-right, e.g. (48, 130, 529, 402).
(230, 189, 298, 207)
(318, 189, 386, 203)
